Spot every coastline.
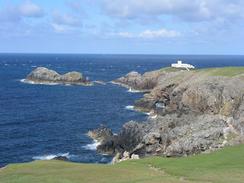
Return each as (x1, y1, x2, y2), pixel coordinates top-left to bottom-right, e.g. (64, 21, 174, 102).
(13, 66, 244, 165)
(20, 78, 94, 86)
(110, 81, 150, 93)
(88, 66, 244, 163)
(3, 66, 244, 167)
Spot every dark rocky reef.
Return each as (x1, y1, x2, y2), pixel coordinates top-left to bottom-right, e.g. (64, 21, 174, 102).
(25, 67, 92, 85)
(87, 126, 113, 143)
(90, 67, 244, 162)
(52, 156, 69, 161)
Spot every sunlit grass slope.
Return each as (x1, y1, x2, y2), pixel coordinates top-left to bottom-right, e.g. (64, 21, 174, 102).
(1, 145, 244, 183)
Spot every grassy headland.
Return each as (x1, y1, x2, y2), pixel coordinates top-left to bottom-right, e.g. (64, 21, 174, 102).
(1, 145, 244, 183)
(160, 66, 244, 77)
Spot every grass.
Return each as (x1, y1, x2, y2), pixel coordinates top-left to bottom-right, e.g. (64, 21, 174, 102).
(159, 67, 184, 73)
(159, 66, 244, 77)
(1, 145, 244, 183)
(201, 67, 244, 77)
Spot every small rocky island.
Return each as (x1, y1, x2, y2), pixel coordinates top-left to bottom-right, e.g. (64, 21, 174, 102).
(89, 67, 244, 163)
(24, 67, 92, 86)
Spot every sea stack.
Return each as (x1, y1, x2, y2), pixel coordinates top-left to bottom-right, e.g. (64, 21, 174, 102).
(25, 67, 92, 85)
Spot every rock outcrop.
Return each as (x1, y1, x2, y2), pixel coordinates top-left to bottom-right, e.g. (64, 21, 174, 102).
(87, 126, 113, 143)
(113, 70, 163, 91)
(25, 67, 92, 85)
(90, 67, 244, 162)
(52, 156, 69, 161)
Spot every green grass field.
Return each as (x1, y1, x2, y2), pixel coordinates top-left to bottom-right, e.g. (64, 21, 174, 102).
(1, 145, 244, 183)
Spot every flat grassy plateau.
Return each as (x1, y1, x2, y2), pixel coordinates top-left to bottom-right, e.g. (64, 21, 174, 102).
(160, 66, 244, 77)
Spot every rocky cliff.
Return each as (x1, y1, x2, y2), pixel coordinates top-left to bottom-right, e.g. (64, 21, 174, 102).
(25, 67, 92, 85)
(90, 67, 244, 162)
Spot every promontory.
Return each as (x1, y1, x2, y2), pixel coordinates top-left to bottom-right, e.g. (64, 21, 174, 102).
(89, 67, 244, 162)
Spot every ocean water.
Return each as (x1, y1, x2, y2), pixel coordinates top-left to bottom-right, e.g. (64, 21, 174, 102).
(0, 54, 244, 167)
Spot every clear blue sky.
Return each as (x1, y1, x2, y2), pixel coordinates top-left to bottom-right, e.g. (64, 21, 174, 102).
(0, 0, 243, 54)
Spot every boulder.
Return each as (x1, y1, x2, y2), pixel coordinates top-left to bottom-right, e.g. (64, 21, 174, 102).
(111, 152, 140, 164)
(131, 154, 140, 160)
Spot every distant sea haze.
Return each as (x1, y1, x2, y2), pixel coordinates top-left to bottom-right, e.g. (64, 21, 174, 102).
(0, 54, 244, 167)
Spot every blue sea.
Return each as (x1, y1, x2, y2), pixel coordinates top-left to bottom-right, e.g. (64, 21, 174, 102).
(0, 54, 244, 167)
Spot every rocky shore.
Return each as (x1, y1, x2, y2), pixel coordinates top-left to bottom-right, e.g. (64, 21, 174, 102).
(24, 67, 92, 86)
(89, 67, 244, 163)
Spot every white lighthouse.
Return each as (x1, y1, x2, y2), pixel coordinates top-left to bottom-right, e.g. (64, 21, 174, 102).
(171, 60, 195, 71)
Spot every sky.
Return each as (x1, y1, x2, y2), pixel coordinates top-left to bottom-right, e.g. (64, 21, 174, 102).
(0, 0, 243, 54)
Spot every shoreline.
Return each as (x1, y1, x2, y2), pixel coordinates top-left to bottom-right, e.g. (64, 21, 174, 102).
(87, 66, 244, 162)
(3, 67, 244, 166)
(110, 81, 151, 93)
(20, 78, 94, 86)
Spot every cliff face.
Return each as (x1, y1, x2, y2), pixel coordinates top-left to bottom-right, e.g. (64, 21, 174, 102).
(90, 67, 244, 161)
(25, 67, 91, 85)
(113, 70, 163, 91)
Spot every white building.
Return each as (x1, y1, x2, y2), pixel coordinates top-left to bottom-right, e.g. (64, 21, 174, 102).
(171, 60, 195, 71)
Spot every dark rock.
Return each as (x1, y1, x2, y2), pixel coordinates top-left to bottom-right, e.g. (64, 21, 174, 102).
(87, 126, 113, 143)
(97, 138, 118, 155)
(52, 156, 69, 161)
(117, 121, 146, 152)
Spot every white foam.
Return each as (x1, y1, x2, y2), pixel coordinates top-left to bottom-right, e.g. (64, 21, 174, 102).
(20, 79, 59, 86)
(33, 153, 70, 160)
(150, 115, 158, 119)
(20, 79, 35, 84)
(41, 82, 59, 86)
(83, 140, 101, 151)
(146, 111, 155, 116)
(127, 88, 141, 93)
(125, 105, 135, 110)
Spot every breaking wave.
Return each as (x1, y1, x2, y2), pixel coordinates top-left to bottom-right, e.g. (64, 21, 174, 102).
(125, 105, 135, 110)
(127, 88, 141, 93)
(20, 79, 59, 86)
(82, 140, 101, 151)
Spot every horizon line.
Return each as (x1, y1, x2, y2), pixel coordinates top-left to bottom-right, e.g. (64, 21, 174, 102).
(0, 52, 243, 56)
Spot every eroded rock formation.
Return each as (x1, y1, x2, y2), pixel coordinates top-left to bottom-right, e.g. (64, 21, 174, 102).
(90, 67, 244, 162)
(25, 67, 92, 85)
